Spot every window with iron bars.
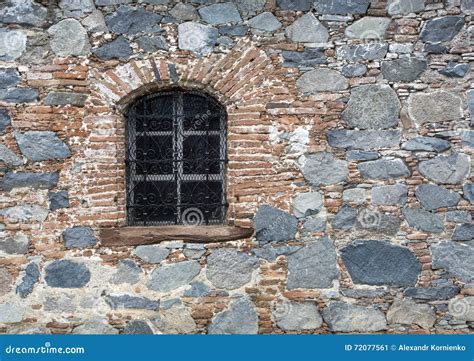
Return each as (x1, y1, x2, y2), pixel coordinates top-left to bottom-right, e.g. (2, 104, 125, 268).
(125, 89, 228, 226)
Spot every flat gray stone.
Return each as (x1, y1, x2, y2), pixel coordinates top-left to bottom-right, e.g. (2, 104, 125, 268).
(0, 267, 12, 296)
(137, 35, 168, 52)
(287, 237, 339, 289)
(389, 43, 414, 54)
(387, 0, 424, 14)
(73, 319, 118, 334)
(234, 0, 266, 13)
(381, 57, 427, 82)
(15, 131, 70, 162)
(448, 296, 474, 321)
(253, 244, 302, 262)
(407, 91, 463, 125)
(62, 226, 97, 249)
(340, 288, 388, 299)
(286, 13, 329, 43)
(111, 259, 142, 285)
(336, 43, 388, 61)
(0, 88, 38, 103)
(209, 297, 258, 334)
(254, 204, 298, 243)
(345, 17, 391, 40)
(44, 294, 77, 312)
(1, 172, 58, 192)
(302, 152, 348, 186)
(0, 145, 22, 168)
(0, 0, 48, 26)
(106, 294, 159, 310)
(59, 0, 95, 17)
(0, 303, 25, 323)
(292, 192, 323, 218)
(0, 205, 48, 222)
(45, 260, 91, 288)
(277, 0, 312, 10)
(327, 130, 401, 150)
(0, 110, 11, 133)
(0, 233, 29, 255)
(95, 0, 133, 4)
(342, 84, 400, 129)
(358, 158, 410, 180)
(452, 224, 474, 241)
(48, 19, 91, 57)
(169, 3, 199, 21)
(343, 188, 367, 205)
(0, 68, 21, 89)
(218, 25, 248, 36)
(297, 69, 348, 93)
(346, 151, 379, 161)
(123, 320, 153, 334)
(446, 210, 471, 223)
(106, 5, 162, 34)
(432, 241, 474, 283)
(415, 184, 460, 211)
(199, 3, 241, 25)
(468, 90, 474, 125)
(178, 22, 218, 55)
(248, 12, 281, 32)
(418, 153, 470, 184)
(420, 16, 465, 43)
(462, 0, 474, 14)
(282, 48, 326, 68)
(401, 137, 451, 152)
(44, 92, 87, 107)
(274, 301, 323, 330)
(323, 301, 387, 332)
(463, 183, 474, 203)
(153, 306, 197, 334)
(206, 248, 259, 290)
(0, 29, 27, 61)
(355, 210, 401, 236)
(148, 261, 200, 292)
(48, 191, 69, 211)
(403, 207, 444, 233)
(387, 299, 436, 329)
(184, 281, 211, 297)
(81, 10, 108, 33)
(341, 63, 367, 77)
(372, 184, 407, 205)
(133, 245, 170, 263)
(16, 262, 39, 298)
(315, 0, 370, 14)
(92, 36, 132, 60)
(439, 61, 470, 78)
(405, 286, 460, 300)
(341, 240, 421, 286)
(332, 205, 357, 231)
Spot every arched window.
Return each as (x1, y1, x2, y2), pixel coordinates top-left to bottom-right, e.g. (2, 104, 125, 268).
(125, 90, 228, 226)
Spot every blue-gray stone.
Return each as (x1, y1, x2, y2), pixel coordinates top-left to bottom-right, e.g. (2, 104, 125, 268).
(346, 151, 379, 161)
(199, 3, 241, 25)
(0, 0, 48, 26)
(209, 297, 258, 334)
(106, 294, 160, 310)
(45, 260, 91, 288)
(315, 0, 370, 14)
(387, 0, 424, 14)
(463, 183, 474, 204)
(16, 263, 40, 298)
(439, 61, 470, 78)
(404, 286, 459, 300)
(452, 224, 474, 241)
(432, 241, 474, 283)
(147, 261, 200, 292)
(233, 0, 266, 13)
(184, 281, 211, 297)
(355, 210, 401, 236)
(468, 90, 474, 125)
(0, 29, 27, 61)
(0, 233, 29, 255)
(274, 300, 323, 330)
(372, 184, 407, 205)
(340, 288, 388, 299)
(418, 153, 470, 185)
(286, 13, 329, 43)
(63, 226, 97, 249)
(336, 43, 388, 61)
(95, 0, 133, 4)
(446, 210, 472, 223)
(415, 184, 460, 211)
(287, 237, 339, 289)
(282, 48, 326, 68)
(327, 130, 401, 150)
(169, 3, 199, 21)
(178, 22, 218, 55)
(277, 0, 312, 10)
(424, 42, 448, 54)
(420, 16, 465, 43)
(218, 25, 248, 36)
(341, 240, 421, 287)
(123, 320, 154, 334)
(1, 172, 59, 191)
(0, 68, 21, 89)
(106, 6, 162, 34)
(59, 0, 95, 17)
(381, 57, 427, 82)
(341, 63, 367, 77)
(93, 36, 133, 60)
(358, 158, 410, 180)
(137, 35, 168, 52)
(0, 110, 11, 133)
(133, 245, 169, 264)
(323, 301, 387, 332)
(44, 92, 87, 107)
(332, 205, 357, 231)
(403, 207, 444, 233)
(302, 152, 348, 186)
(111, 259, 142, 285)
(48, 191, 69, 211)
(15, 131, 70, 162)
(248, 12, 281, 32)
(254, 204, 298, 243)
(0, 145, 22, 168)
(253, 244, 302, 262)
(297, 68, 348, 93)
(0, 88, 38, 103)
(401, 137, 451, 152)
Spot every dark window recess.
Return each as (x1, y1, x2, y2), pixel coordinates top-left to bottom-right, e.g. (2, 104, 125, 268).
(125, 90, 228, 226)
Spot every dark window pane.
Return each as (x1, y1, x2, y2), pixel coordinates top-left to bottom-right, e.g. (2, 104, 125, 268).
(136, 135, 173, 175)
(182, 135, 221, 174)
(180, 181, 224, 224)
(130, 181, 177, 224)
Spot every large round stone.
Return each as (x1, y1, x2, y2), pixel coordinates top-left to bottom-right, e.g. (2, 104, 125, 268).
(302, 152, 348, 186)
(418, 153, 470, 184)
(342, 84, 400, 129)
(387, 299, 436, 329)
(208, 297, 258, 334)
(296, 69, 348, 93)
(407, 91, 463, 125)
(322, 301, 387, 332)
(45, 260, 91, 288)
(415, 184, 461, 211)
(48, 19, 91, 57)
(381, 57, 427, 82)
(147, 261, 200, 292)
(206, 248, 259, 290)
(274, 301, 323, 330)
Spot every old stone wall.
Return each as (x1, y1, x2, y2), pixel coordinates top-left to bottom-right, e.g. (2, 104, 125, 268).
(0, 0, 473, 334)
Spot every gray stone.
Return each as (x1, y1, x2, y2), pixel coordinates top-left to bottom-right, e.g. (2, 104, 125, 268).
(332, 205, 357, 231)
(73, 319, 118, 334)
(123, 320, 153, 334)
(302, 152, 348, 186)
(111, 259, 142, 285)
(15, 131, 70, 162)
(346, 151, 379, 161)
(424, 42, 448, 54)
(106, 6, 162, 34)
(0, 0, 48, 26)
(254, 204, 298, 243)
(452, 224, 474, 241)
(401, 137, 451, 152)
(63, 226, 97, 249)
(336, 43, 388, 61)
(0, 88, 39, 103)
(148, 261, 200, 292)
(218, 25, 248, 36)
(358, 158, 410, 180)
(0, 110, 11, 133)
(0, 233, 29, 255)
(387, 0, 425, 15)
(0, 68, 20, 89)
(345, 17, 391, 40)
(106, 294, 159, 310)
(418, 153, 470, 185)
(322, 301, 387, 332)
(0, 145, 22, 168)
(420, 16, 465, 43)
(462, 0, 474, 13)
(381, 57, 427, 82)
(0, 29, 27, 61)
(153, 306, 197, 334)
(169, 3, 199, 21)
(415, 184, 460, 211)
(184, 281, 211, 297)
(327, 130, 401, 150)
(287, 237, 339, 289)
(315, 0, 370, 14)
(469, 90, 474, 125)
(448, 296, 474, 321)
(389, 43, 414, 53)
(341, 240, 421, 286)
(446, 211, 471, 223)
(274, 301, 323, 330)
(82, 10, 108, 33)
(407, 91, 463, 125)
(133, 245, 169, 264)
(16, 262, 39, 298)
(178, 22, 218, 56)
(403, 207, 444, 233)
(341, 63, 367, 77)
(160, 298, 182, 310)
(282, 49, 326, 67)
(286, 13, 329, 43)
(44, 92, 87, 107)
(248, 12, 282, 32)
(1, 172, 59, 191)
(137, 35, 168, 52)
(297, 69, 348, 93)
(0, 303, 25, 323)
(343, 188, 367, 205)
(44, 294, 76, 313)
(405, 286, 459, 300)
(439, 61, 470, 78)
(45, 260, 91, 288)
(356, 210, 401, 236)
(372, 184, 407, 205)
(59, 0, 95, 17)
(48, 19, 91, 57)
(277, 0, 312, 10)
(199, 3, 241, 25)
(387, 299, 436, 329)
(340, 288, 388, 299)
(95, 0, 133, 4)
(48, 191, 69, 211)
(463, 184, 474, 204)
(342, 84, 400, 129)
(0, 267, 12, 296)
(93, 36, 132, 60)
(234, 0, 266, 13)
(432, 241, 474, 283)
(253, 244, 302, 262)
(292, 192, 323, 218)
(209, 297, 258, 334)
(0, 205, 49, 222)
(217, 36, 234, 47)
(206, 248, 259, 289)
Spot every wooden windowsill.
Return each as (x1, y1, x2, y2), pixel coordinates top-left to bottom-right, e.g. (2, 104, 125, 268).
(99, 225, 254, 247)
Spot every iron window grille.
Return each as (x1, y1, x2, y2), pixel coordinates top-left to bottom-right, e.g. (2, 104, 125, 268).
(125, 89, 228, 226)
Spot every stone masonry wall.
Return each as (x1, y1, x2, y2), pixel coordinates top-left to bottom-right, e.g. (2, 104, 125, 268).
(0, 0, 473, 334)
